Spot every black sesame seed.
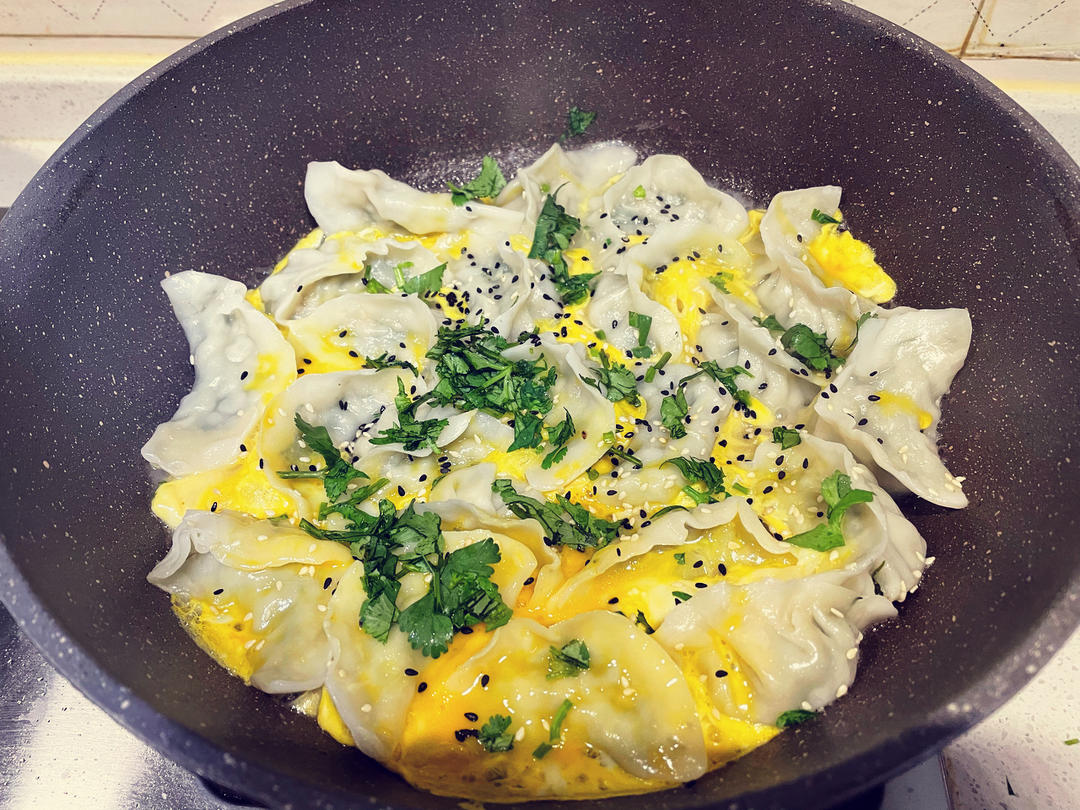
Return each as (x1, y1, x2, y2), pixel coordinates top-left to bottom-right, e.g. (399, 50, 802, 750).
(213, 588, 224, 595)
(717, 563, 727, 576)
(417, 682, 428, 693)
(868, 394, 881, 401)
(405, 667, 418, 676)
(480, 674, 490, 687)
(694, 582, 708, 589)
(715, 669, 728, 678)
(323, 577, 332, 590)
(608, 597, 619, 604)
(210, 501, 218, 512)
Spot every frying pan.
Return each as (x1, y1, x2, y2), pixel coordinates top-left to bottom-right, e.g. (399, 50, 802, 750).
(1, 0, 1078, 807)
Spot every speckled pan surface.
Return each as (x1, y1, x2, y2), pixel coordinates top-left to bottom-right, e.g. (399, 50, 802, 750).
(0, 0, 1078, 808)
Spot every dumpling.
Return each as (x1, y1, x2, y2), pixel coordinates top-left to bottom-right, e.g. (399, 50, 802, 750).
(148, 509, 353, 692)
(812, 307, 972, 507)
(142, 271, 296, 477)
(394, 611, 706, 799)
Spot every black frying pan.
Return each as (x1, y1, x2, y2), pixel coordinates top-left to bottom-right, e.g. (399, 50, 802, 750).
(1, 1, 1078, 808)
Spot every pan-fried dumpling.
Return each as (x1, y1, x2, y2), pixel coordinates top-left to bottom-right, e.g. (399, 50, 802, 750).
(149, 509, 352, 692)
(394, 611, 706, 800)
(142, 271, 296, 477)
(812, 307, 972, 508)
(305, 161, 523, 237)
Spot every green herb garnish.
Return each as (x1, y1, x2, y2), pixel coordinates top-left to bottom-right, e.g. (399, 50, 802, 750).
(492, 479, 622, 552)
(582, 351, 640, 406)
(529, 194, 597, 305)
(541, 409, 576, 469)
(370, 378, 449, 453)
(627, 310, 653, 358)
(709, 272, 731, 293)
(660, 387, 689, 439)
(276, 414, 369, 501)
(810, 208, 841, 225)
(396, 261, 446, 297)
(672, 590, 693, 602)
(771, 426, 801, 450)
(776, 709, 819, 728)
(448, 155, 507, 206)
(561, 106, 597, 141)
(632, 184, 646, 199)
(754, 314, 785, 335)
(662, 456, 726, 505)
(478, 714, 515, 752)
(644, 351, 671, 383)
(682, 361, 753, 408)
(784, 470, 873, 552)
(673, 552, 686, 564)
(533, 699, 575, 759)
(360, 353, 419, 376)
(547, 639, 590, 679)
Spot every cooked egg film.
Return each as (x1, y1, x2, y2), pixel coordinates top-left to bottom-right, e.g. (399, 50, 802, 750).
(142, 139, 971, 801)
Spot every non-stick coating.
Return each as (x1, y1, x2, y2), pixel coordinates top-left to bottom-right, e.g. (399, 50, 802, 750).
(1, 1, 1078, 808)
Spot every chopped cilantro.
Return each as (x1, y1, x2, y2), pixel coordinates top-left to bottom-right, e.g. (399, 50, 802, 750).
(632, 184, 646, 199)
(398, 536, 513, 658)
(627, 311, 653, 357)
(672, 590, 693, 602)
(1065, 738, 1079, 746)
(811, 208, 841, 225)
(532, 742, 554, 759)
(754, 314, 785, 335)
(426, 322, 556, 450)
(650, 504, 689, 519)
(673, 552, 686, 565)
(660, 387, 689, 439)
(582, 351, 640, 406)
(533, 699, 575, 758)
(663, 457, 726, 505)
(492, 479, 622, 552)
(633, 610, 655, 634)
(547, 639, 590, 679)
(478, 714, 514, 752)
(561, 106, 597, 141)
(772, 426, 801, 450)
(360, 352, 418, 376)
(542, 409, 575, 469)
(782, 324, 843, 373)
(605, 443, 642, 469)
(681, 361, 753, 407)
(276, 413, 368, 501)
(709, 272, 731, 293)
(729, 481, 750, 495)
(776, 709, 818, 728)
(529, 194, 597, 305)
(849, 311, 877, 350)
(370, 378, 448, 453)
(644, 350, 671, 383)
(448, 155, 507, 206)
(361, 264, 392, 294)
(508, 411, 545, 453)
(785, 470, 873, 551)
(397, 262, 446, 297)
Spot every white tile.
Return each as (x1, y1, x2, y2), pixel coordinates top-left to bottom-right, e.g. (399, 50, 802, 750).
(967, 0, 1080, 58)
(0, 0, 270, 38)
(846, 0, 980, 54)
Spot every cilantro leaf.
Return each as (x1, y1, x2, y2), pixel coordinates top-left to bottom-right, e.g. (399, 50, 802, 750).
(673, 552, 686, 565)
(633, 610, 655, 634)
(360, 353, 418, 376)
(753, 314, 786, 335)
(561, 106, 597, 141)
(426, 323, 556, 445)
(547, 639, 590, 679)
(709, 272, 731, 293)
(492, 479, 622, 552)
(776, 709, 819, 728)
(370, 378, 448, 453)
(277, 413, 368, 501)
(772, 426, 802, 450)
(782, 324, 843, 373)
(399, 262, 446, 297)
(810, 208, 841, 225)
(672, 590, 693, 602)
(849, 311, 877, 350)
(448, 156, 507, 206)
(660, 387, 689, 439)
(361, 264, 392, 294)
(478, 714, 515, 753)
(550, 698, 573, 738)
(785, 470, 873, 551)
(628, 311, 653, 357)
(682, 361, 753, 408)
(358, 591, 398, 643)
(662, 456, 726, 505)
(529, 194, 597, 305)
(582, 351, 640, 406)
(398, 591, 455, 657)
(542, 409, 575, 469)
(508, 411, 545, 452)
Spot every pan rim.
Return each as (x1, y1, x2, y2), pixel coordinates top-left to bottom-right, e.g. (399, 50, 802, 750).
(1, 0, 1079, 806)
